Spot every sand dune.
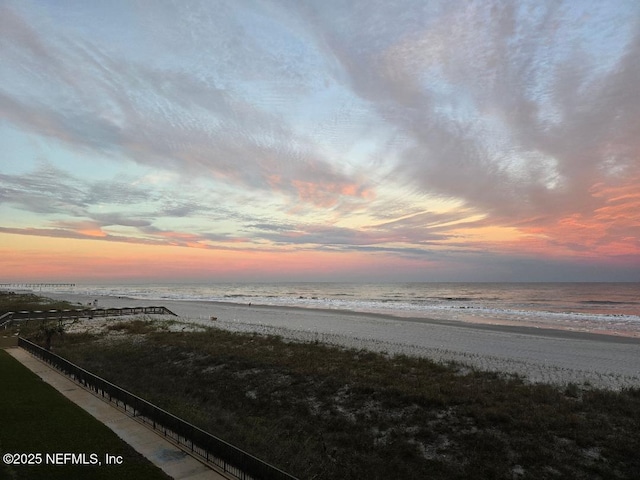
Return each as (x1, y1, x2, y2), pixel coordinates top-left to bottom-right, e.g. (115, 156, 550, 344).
(42, 292, 640, 390)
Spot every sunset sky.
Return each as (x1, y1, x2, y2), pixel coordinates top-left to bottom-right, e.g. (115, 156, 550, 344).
(1, 0, 639, 283)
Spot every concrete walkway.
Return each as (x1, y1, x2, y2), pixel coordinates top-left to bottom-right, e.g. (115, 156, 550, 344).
(6, 347, 229, 480)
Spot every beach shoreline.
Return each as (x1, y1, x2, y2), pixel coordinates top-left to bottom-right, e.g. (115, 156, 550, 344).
(38, 291, 640, 389)
(42, 291, 640, 343)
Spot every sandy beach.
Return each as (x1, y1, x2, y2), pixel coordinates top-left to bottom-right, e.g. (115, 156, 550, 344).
(42, 291, 640, 390)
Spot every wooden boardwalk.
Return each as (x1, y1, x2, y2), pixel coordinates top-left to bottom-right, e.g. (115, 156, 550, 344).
(0, 306, 177, 328)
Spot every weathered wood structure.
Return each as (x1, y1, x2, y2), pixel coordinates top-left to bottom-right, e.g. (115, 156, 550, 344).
(0, 306, 177, 328)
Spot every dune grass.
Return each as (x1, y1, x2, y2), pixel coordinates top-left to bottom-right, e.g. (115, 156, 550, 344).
(0, 291, 77, 315)
(0, 350, 171, 480)
(0, 291, 80, 348)
(8, 292, 640, 479)
(49, 325, 640, 480)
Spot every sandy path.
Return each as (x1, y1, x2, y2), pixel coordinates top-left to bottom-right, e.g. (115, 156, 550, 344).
(42, 292, 640, 389)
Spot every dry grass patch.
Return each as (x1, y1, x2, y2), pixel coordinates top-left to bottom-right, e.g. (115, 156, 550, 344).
(37, 327, 640, 480)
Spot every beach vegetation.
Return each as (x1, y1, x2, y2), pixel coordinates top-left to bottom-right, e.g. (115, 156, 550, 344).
(36, 322, 640, 480)
(0, 290, 77, 314)
(39, 317, 76, 350)
(1, 291, 80, 349)
(106, 318, 158, 335)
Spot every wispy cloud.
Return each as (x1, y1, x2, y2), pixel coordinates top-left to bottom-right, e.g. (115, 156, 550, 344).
(294, 0, 640, 261)
(1, 0, 639, 280)
(0, 1, 376, 212)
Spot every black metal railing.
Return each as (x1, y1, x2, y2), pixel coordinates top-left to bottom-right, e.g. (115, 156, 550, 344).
(18, 337, 298, 480)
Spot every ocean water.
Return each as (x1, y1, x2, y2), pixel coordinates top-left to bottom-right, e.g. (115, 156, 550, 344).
(43, 282, 640, 337)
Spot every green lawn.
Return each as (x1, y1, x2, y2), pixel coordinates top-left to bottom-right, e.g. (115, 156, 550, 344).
(0, 349, 171, 480)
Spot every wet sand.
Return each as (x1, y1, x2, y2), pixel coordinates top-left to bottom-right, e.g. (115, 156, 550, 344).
(43, 292, 640, 389)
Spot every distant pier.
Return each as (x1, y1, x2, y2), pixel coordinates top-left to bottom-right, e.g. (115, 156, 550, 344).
(0, 283, 76, 288)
